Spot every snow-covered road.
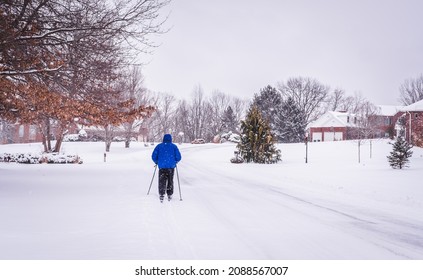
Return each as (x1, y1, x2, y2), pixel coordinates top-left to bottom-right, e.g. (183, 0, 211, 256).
(1, 141, 422, 259)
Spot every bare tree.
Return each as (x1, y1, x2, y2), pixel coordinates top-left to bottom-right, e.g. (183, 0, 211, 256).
(149, 89, 248, 143)
(231, 96, 248, 128)
(209, 90, 231, 137)
(174, 99, 191, 143)
(399, 74, 423, 105)
(326, 88, 346, 111)
(278, 77, 330, 125)
(190, 85, 209, 140)
(0, 0, 169, 77)
(121, 66, 151, 148)
(1, 0, 168, 152)
(349, 99, 380, 163)
(157, 93, 177, 136)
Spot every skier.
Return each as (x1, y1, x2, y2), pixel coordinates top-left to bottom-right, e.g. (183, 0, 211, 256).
(151, 134, 182, 202)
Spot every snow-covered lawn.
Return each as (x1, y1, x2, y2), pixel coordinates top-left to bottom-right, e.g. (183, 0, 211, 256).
(0, 140, 422, 259)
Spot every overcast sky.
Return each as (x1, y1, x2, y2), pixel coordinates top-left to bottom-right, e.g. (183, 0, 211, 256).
(142, 0, 423, 105)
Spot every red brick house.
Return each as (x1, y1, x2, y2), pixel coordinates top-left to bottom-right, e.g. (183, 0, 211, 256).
(0, 123, 43, 144)
(370, 105, 405, 139)
(0, 122, 78, 144)
(307, 101, 423, 146)
(396, 99, 423, 147)
(308, 111, 357, 142)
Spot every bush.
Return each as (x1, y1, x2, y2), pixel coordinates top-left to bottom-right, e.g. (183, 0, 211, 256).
(0, 152, 83, 164)
(63, 134, 81, 142)
(221, 132, 241, 143)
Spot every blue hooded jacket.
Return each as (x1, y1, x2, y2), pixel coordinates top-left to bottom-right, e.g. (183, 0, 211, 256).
(151, 134, 182, 169)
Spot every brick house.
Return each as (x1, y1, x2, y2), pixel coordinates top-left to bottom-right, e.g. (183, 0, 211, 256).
(0, 123, 43, 144)
(396, 99, 423, 147)
(370, 105, 405, 139)
(0, 122, 78, 144)
(307, 111, 357, 142)
(307, 101, 423, 146)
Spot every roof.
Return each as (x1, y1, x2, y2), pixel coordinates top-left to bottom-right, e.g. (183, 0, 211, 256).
(402, 99, 423, 112)
(376, 105, 405, 116)
(308, 111, 356, 128)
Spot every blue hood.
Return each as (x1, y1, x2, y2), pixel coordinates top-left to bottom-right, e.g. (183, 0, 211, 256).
(163, 134, 172, 143)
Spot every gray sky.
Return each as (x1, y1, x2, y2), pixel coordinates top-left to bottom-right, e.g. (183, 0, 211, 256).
(142, 0, 423, 105)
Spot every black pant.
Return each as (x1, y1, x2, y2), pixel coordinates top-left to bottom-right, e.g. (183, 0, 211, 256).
(158, 168, 174, 196)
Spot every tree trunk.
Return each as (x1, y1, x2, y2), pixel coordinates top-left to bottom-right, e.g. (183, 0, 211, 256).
(46, 119, 52, 152)
(53, 124, 66, 153)
(41, 134, 48, 153)
(39, 119, 52, 153)
(54, 135, 64, 153)
(105, 140, 112, 152)
(104, 125, 112, 152)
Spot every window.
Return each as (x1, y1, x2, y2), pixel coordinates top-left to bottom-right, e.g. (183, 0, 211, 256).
(29, 125, 37, 140)
(19, 125, 24, 138)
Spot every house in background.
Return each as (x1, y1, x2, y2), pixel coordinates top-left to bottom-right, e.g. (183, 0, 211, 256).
(370, 105, 405, 139)
(307, 111, 357, 142)
(307, 101, 423, 146)
(397, 99, 423, 147)
(0, 123, 43, 144)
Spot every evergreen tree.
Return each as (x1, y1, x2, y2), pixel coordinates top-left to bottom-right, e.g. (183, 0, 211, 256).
(276, 97, 307, 143)
(237, 105, 281, 164)
(387, 137, 413, 169)
(221, 106, 238, 133)
(252, 85, 283, 140)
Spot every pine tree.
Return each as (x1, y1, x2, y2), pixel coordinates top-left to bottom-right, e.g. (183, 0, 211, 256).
(252, 85, 283, 140)
(387, 137, 413, 169)
(276, 97, 307, 143)
(237, 105, 281, 164)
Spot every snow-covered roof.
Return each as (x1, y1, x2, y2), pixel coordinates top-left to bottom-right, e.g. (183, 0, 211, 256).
(375, 105, 405, 116)
(402, 99, 423, 112)
(308, 111, 356, 128)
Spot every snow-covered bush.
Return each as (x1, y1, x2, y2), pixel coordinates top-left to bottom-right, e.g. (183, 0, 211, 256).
(17, 153, 42, 164)
(78, 129, 87, 138)
(0, 152, 83, 164)
(43, 153, 83, 164)
(0, 153, 41, 163)
(63, 134, 80, 142)
(113, 136, 125, 142)
(230, 150, 244, 164)
(221, 131, 241, 143)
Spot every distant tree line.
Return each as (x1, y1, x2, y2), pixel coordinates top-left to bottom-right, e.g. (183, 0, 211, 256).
(142, 86, 248, 143)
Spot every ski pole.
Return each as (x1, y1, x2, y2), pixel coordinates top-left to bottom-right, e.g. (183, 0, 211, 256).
(147, 164, 157, 195)
(176, 165, 182, 201)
